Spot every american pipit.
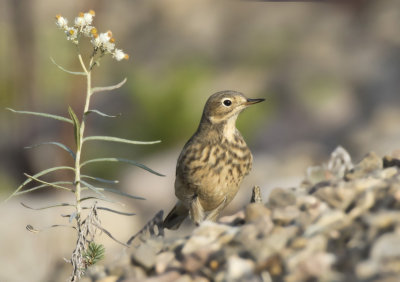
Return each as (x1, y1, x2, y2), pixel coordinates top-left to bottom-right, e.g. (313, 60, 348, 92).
(163, 90, 264, 229)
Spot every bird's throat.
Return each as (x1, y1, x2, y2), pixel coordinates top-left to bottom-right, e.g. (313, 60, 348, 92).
(198, 113, 239, 142)
(221, 114, 239, 141)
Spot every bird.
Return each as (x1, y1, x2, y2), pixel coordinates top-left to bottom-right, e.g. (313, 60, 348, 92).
(163, 90, 265, 230)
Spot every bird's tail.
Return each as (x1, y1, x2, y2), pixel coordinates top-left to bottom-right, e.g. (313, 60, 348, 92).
(163, 201, 188, 230)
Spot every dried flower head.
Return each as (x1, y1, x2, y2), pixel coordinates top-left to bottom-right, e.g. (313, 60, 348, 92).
(83, 10, 95, 25)
(92, 31, 116, 53)
(55, 10, 128, 61)
(98, 31, 112, 45)
(74, 11, 95, 28)
(82, 25, 95, 37)
(74, 13, 85, 27)
(113, 49, 129, 61)
(55, 14, 68, 29)
(65, 27, 79, 44)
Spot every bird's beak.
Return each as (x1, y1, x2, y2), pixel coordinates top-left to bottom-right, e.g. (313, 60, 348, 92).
(245, 98, 265, 106)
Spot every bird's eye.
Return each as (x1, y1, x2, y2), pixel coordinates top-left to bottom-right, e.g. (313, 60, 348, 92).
(223, 99, 232, 106)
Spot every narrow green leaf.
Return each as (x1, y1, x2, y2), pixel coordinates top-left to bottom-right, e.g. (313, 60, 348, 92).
(6, 108, 73, 124)
(60, 214, 71, 221)
(50, 57, 86, 76)
(91, 222, 128, 246)
(94, 187, 146, 200)
(84, 109, 121, 118)
(80, 157, 165, 177)
(91, 78, 127, 95)
(68, 106, 81, 149)
(21, 202, 73, 210)
(81, 174, 119, 184)
(55, 205, 133, 216)
(80, 196, 123, 205)
(80, 183, 145, 201)
(25, 141, 76, 159)
(97, 206, 136, 216)
(26, 224, 76, 233)
(24, 173, 72, 191)
(3, 166, 75, 202)
(83, 136, 161, 145)
(80, 179, 106, 198)
(15, 181, 73, 196)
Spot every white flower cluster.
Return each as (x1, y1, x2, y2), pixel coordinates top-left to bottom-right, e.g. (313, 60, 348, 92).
(55, 10, 129, 61)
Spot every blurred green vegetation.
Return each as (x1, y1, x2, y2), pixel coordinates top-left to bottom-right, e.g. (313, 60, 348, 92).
(128, 59, 213, 146)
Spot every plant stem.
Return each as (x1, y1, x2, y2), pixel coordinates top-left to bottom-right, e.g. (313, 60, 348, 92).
(74, 55, 93, 217)
(70, 54, 94, 281)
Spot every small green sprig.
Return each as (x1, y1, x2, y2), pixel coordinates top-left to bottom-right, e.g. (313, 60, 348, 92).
(83, 242, 105, 267)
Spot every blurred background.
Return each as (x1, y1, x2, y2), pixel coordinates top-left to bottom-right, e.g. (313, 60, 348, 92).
(1, 0, 400, 281)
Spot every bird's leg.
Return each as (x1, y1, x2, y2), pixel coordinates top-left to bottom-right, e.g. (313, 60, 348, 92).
(189, 195, 204, 226)
(205, 196, 227, 222)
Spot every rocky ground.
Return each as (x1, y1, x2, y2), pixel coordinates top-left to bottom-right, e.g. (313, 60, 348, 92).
(84, 147, 400, 282)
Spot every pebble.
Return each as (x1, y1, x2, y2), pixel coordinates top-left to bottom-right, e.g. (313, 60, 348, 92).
(371, 233, 400, 261)
(267, 188, 296, 208)
(345, 151, 382, 180)
(305, 210, 347, 237)
(155, 251, 175, 274)
(131, 242, 157, 271)
(245, 203, 271, 223)
(271, 205, 300, 225)
(226, 255, 255, 280)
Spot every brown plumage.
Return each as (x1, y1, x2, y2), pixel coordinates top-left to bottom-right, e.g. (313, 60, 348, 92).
(163, 90, 264, 229)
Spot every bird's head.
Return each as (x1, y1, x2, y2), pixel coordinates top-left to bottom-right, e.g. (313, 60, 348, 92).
(202, 90, 265, 124)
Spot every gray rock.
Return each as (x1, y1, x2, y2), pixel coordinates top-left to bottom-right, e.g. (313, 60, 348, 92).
(141, 271, 181, 282)
(286, 235, 328, 272)
(181, 221, 238, 255)
(267, 188, 296, 208)
(288, 252, 336, 281)
(226, 255, 255, 281)
(355, 259, 380, 279)
(345, 151, 382, 180)
(271, 205, 300, 225)
(253, 226, 299, 262)
(245, 203, 271, 223)
(131, 242, 157, 271)
(155, 251, 175, 274)
(314, 184, 356, 210)
(327, 146, 354, 178)
(304, 210, 348, 237)
(363, 211, 400, 229)
(371, 233, 400, 261)
(379, 166, 398, 179)
(348, 190, 375, 220)
(181, 249, 211, 273)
